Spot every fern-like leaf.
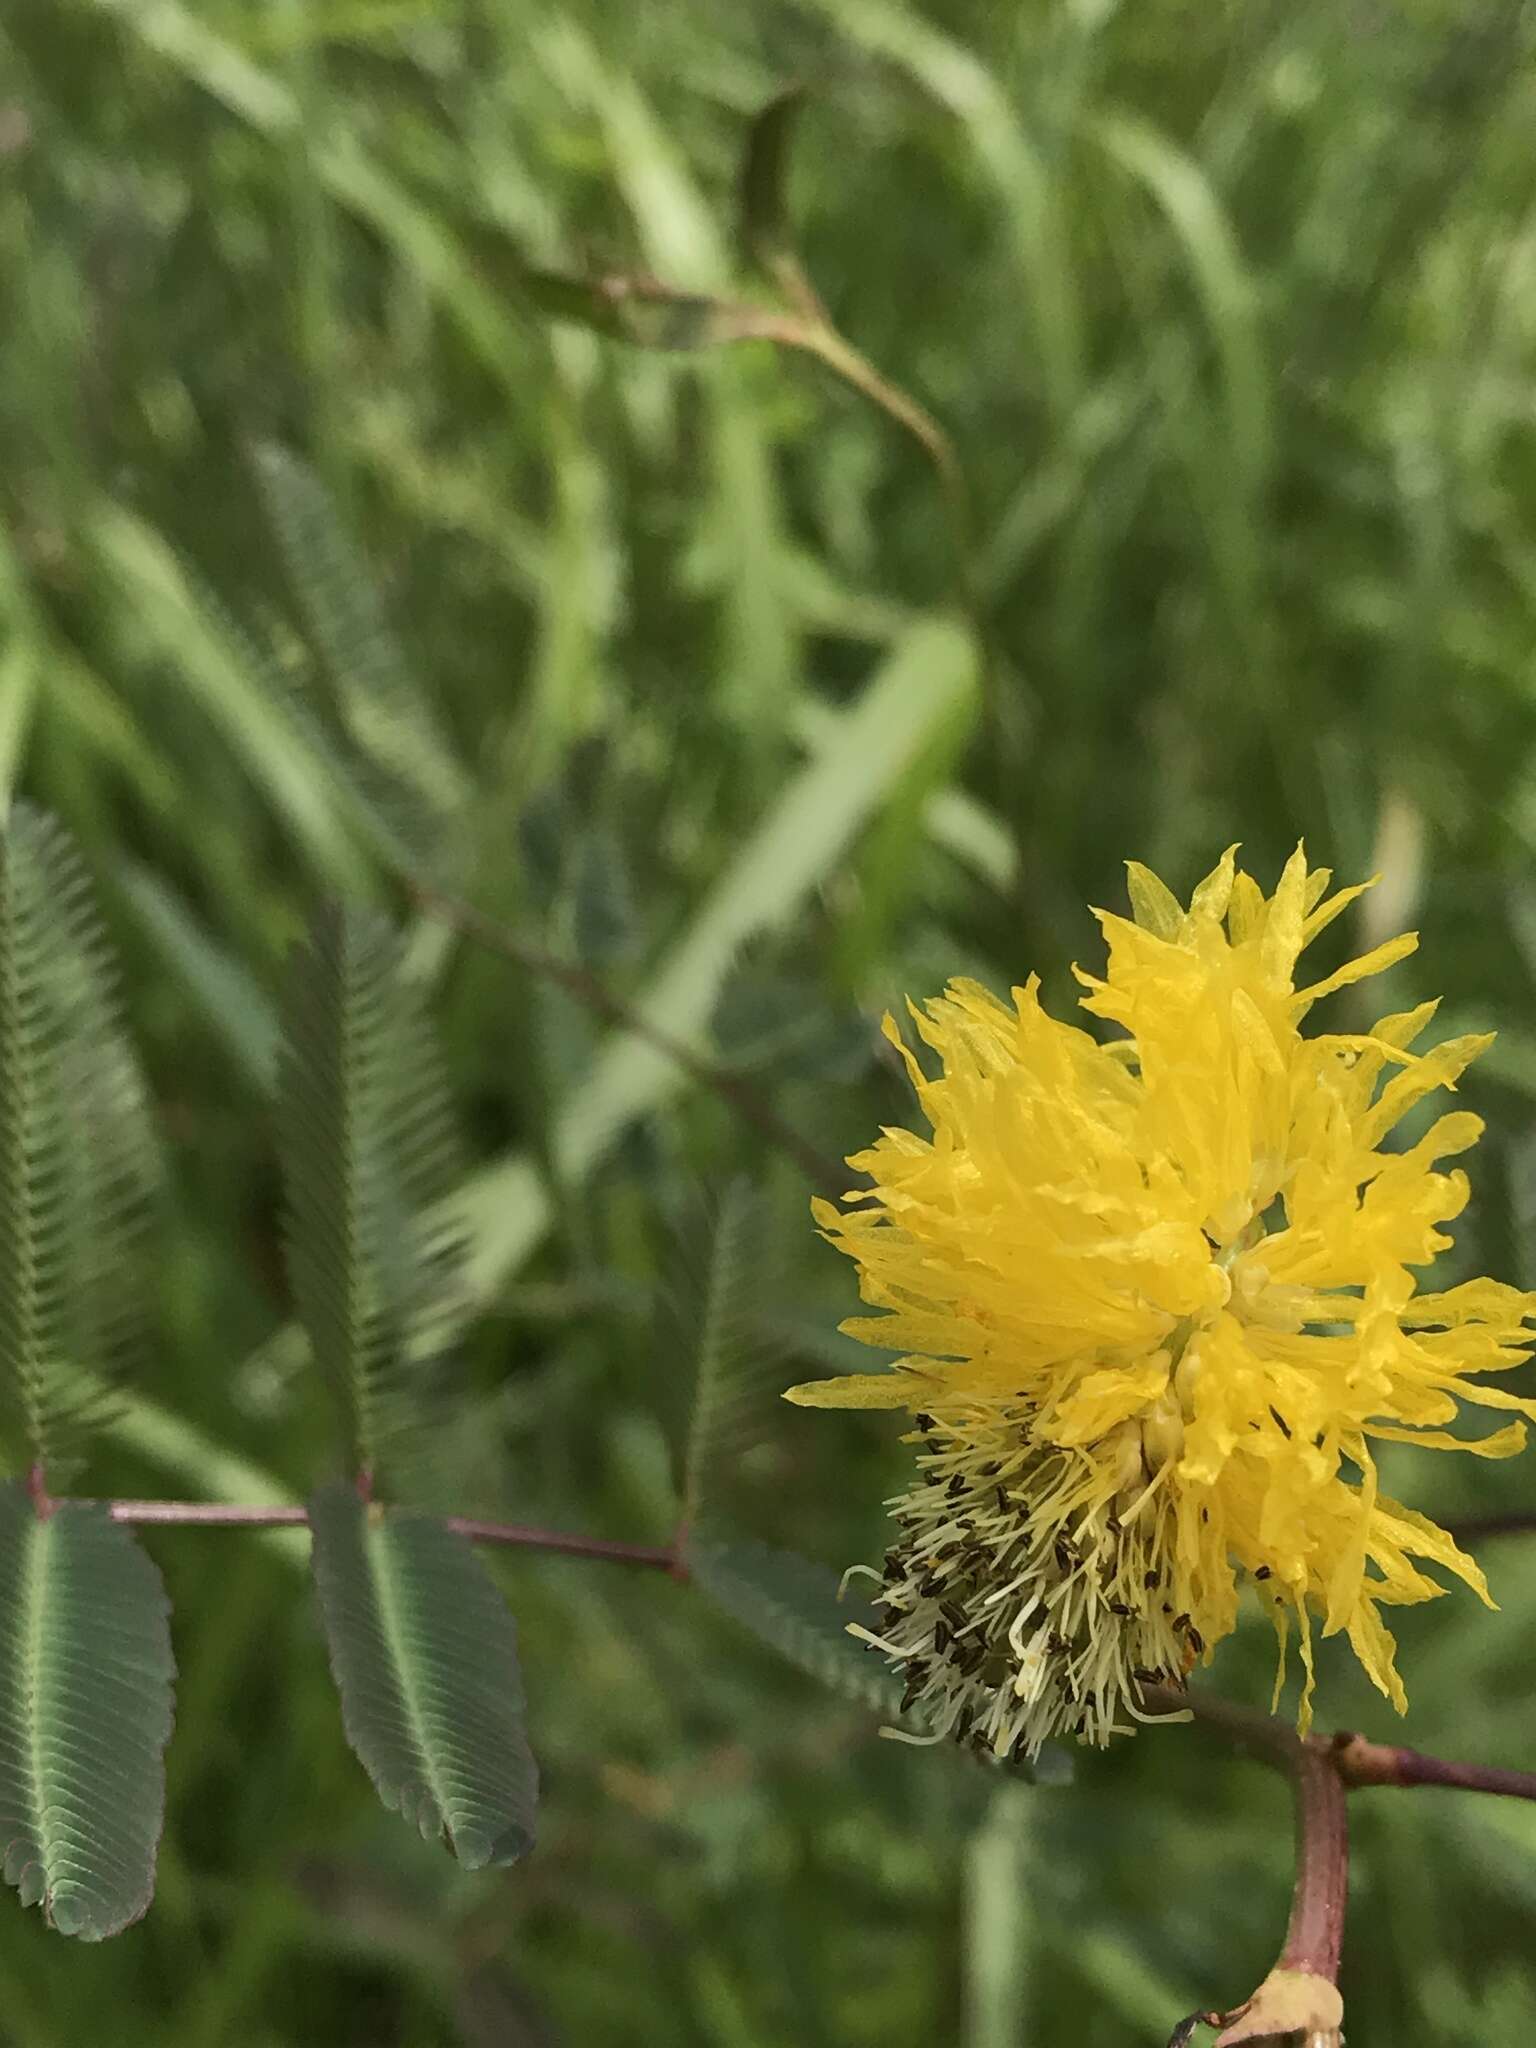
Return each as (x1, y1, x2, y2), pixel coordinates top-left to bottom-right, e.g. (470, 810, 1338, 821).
(685, 1532, 913, 1718)
(0, 805, 157, 1477)
(308, 1484, 537, 1867)
(277, 905, 465, 1480)
(662, 1178, 792, 1525)
(0, 1481, 175, 1938)
(252, 443, 468, 860)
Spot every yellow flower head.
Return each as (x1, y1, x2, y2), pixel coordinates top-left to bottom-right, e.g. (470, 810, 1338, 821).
(788, 847, 1536, 1760)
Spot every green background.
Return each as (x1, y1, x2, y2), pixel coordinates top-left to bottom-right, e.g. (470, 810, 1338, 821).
(4, 1, 1536, 2041)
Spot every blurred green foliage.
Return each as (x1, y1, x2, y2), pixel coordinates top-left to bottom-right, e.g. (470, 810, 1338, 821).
(4, 0, 1536, 2041)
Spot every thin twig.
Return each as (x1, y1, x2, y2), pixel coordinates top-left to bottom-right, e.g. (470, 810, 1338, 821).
(1330, 1731, 1536, 1802)
(406, 875, 846, 1193)
(103, 1498, 681, 1573)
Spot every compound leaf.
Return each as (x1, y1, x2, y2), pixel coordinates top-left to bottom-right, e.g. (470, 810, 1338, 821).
(0, 1481, 175, 1939)
(666, 1179, 791, 1524)
(277, 905, 465, 1480)
(0, 805, 157, 1477)
(308, 1484, 537, 1868)
(685, 1531, 910, 1718)
(252, 443, 469, 862)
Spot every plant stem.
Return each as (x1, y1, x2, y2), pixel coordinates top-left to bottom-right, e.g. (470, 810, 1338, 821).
(1145, 1685, 1344, 2048)
(103, 1498, 681, 1572)
(1143, 1681, 1536, 2043)
(1330, 1732, 1536, 1802)
(1280, 1744, 1349, 1983)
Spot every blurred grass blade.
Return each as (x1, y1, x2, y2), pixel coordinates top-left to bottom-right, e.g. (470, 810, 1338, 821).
(685, 1532, 910, 1718)
(278, 906, 466, 1479)
(94, 0, 536, 406)
(87, 501, 374, 892)
(0, 806, 158, 1476)
(0, 532, 40, 806)
(0, 649, 37, 812)
(308, 1483, 537, 1868)
(557, 615, 977, 1177)
(451, 613, 975, 1305)
(964, 1783, 1036, 2048)
(452, 613, 976, 1304)
(0, 1482, 175, 1940)
(116, 865, 279, 1096)
(803, 0, 1083, 422)
(1086, 110, 1270, 501)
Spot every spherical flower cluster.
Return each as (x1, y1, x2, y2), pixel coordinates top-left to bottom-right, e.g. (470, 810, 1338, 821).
(787, 848, 1536, 1760)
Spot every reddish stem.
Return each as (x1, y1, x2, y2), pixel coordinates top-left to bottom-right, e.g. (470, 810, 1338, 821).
(1331, 1732, 1536, 1802)
(103, 1498, 679, 1571)
(1280, 1743, 1349, 1981)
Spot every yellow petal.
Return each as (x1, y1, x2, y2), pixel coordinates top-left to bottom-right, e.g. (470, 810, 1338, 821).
(782, 1372, 931, 1410)
(1189, 844, 1238, 923)
(1364, 1421, 1528, 1458)
(1302, 874, 1376, 943)
(1124, 861, 1184, 938)
(1292, 930, 1419, 1011)
(1345, 1598, 1407, 1714)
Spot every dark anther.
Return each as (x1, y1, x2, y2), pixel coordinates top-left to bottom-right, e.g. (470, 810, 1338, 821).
(1254, 1565, 1272, 1580)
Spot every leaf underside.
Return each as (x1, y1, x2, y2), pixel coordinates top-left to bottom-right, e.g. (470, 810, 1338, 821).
(308, 1484, 537, 1869)
(278, 905, 465, 1479)
(0, 805, 157, 1476)
(0, 1482, 175, 1940)
(685, 1531, 914, 1719)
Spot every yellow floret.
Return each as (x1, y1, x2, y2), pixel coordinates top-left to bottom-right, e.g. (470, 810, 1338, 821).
(789, 846, 1536, 1753)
